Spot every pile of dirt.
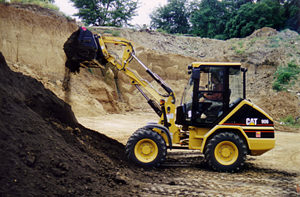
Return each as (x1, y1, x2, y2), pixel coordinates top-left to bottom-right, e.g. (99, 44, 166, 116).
(0, 52, 137, 196)
(256, 91, 300, 120)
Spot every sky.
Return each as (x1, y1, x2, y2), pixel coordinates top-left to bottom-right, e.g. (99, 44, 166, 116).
(54, 0, 168, 26)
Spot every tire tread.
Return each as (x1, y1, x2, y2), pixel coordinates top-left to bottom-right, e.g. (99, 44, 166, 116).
(125, 128, 167, 167)
(204, 132, 247, 172)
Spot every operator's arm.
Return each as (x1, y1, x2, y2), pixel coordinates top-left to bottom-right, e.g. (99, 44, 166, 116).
(204, 84, 223, 101)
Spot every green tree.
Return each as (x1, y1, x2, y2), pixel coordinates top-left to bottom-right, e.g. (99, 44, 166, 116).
(70, 0, 138, 27)
(222, 0, 253, 11)
(149, 0, 294, 38)
(150, 0, 190, 34)
(43, 0, 54, 3)
(225, 0, 286, 38)
(284, 0, 300, 33)
(190, 0, 228, 39)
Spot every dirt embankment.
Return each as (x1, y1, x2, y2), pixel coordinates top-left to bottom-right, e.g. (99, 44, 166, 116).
(0, 3, 299, 121)
(0, 3, 76, 72)
(0, 52, 142, 196)
(0, 3, 125, 117)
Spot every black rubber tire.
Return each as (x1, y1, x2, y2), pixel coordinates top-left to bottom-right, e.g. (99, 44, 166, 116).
(125, 128, 167, 167)
(204, 132, 247, 172)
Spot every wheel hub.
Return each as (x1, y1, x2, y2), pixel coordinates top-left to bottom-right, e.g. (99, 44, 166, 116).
(134, 138, 158, 163)
(142, 144, 151, 155)
(221, 147, 231, 158)
(215, 141, 239, 165)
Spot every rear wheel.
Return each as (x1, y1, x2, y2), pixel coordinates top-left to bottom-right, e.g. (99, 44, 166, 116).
(204, 132, 247, 172)
(125, 128, 167, 167)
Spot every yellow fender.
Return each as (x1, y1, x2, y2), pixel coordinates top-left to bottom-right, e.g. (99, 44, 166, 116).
(201, 125, 249, 153)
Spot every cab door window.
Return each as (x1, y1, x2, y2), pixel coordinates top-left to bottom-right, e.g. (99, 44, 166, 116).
(195, 67, 225, 123)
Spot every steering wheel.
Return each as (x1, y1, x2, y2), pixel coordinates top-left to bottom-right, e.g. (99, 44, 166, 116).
(198, 92, 205, 99)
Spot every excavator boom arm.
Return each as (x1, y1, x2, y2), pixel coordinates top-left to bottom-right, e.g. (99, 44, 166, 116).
(76, 31, 175, 116)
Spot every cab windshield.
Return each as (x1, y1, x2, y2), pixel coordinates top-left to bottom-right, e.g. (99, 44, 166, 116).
(181, 78, 193, 105)
(229, 67, 243, 103)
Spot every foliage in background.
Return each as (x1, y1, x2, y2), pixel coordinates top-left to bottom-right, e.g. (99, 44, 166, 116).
(272, 61, 300, 91)
(70, 0, 138, 27)
(150, 0, 190, 34)
(150, 0, 300, 39)
(284, 0, 300, 33)
(225, 0, 286, 38)
(1, 0, 58, 10)
(280, 115, 300, 128)
(190, 0, 228, 39)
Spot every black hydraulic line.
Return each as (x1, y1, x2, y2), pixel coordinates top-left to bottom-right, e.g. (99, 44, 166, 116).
(242, 68, 248, 99)
(148, 100, 162, 117)
(135, 85, 162, 116)
(132, 54, 175, 102)
(135, 84, 149, 100)
(146, 70, 173, 95)
(161, 102, 170, 129)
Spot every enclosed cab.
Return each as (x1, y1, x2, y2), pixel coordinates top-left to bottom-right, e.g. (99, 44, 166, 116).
(175, 62, 275, 171)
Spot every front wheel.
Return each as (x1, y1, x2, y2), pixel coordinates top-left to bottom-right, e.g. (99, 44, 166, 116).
(204, 132, 247, 172)
(125, 128, 167, 167)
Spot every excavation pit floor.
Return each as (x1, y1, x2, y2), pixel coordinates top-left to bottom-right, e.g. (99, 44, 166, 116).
(78, 112, 300, 196)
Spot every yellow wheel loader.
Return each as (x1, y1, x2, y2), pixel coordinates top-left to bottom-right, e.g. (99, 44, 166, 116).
(64, 27, 275, 172)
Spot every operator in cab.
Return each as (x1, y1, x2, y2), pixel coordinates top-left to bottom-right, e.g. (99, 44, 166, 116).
(199, 72, 224, 120)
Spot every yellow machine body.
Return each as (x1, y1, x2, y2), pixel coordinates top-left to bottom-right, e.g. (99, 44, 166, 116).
(68, 28, 275, 171)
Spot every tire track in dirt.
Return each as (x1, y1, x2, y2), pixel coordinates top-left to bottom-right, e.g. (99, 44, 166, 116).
(290, 151, 300, 167)
(138, 151, 299, 196)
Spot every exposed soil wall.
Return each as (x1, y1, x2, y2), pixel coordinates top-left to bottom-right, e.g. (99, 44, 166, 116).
(0, 3, 123, 116)
(0, 3, 76, 73)
(0, 3, 299, 121)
